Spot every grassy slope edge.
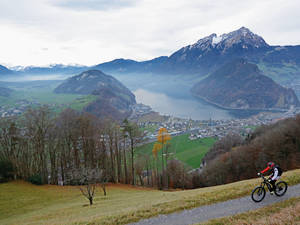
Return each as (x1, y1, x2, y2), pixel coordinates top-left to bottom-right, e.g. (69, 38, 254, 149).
(0, 169, 300, 225)
(202, 197, 300, 225)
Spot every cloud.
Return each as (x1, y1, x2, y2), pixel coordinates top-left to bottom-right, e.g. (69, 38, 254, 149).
(0, 0, 299, 66)
(52, 0, 138, 11)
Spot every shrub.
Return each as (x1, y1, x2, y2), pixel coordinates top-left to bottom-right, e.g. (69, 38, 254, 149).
(0, 160, 14, 183)
(27, 174, 43, 185)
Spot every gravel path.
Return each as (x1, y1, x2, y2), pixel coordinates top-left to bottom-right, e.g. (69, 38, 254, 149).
(129, 183, 300, 225)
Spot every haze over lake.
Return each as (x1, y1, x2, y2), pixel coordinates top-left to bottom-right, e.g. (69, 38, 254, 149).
(134, 89, 234, 120)
(1, 73, 262, 120)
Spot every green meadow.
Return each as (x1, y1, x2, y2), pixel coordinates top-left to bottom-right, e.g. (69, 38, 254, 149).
(0, 81, 97, 112)
(137, 134, 216, 169)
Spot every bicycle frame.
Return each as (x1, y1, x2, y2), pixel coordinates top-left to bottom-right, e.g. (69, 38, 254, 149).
(259, 175, 273, 192)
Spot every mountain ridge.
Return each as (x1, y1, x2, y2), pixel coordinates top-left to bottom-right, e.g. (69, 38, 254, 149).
(0, 65, 14, 75)
(5, 27, 300, 80)
(54, 69, 136, 120)
(191, 58, 300, 110)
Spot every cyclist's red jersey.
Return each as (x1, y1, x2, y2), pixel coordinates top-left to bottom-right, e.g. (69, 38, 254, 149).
(260, 166, 271, 174)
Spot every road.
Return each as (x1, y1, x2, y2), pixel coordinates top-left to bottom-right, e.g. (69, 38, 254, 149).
(129, 183, 300, 225)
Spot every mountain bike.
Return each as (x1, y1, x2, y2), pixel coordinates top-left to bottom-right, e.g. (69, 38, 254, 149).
(251, 174, 288, 202)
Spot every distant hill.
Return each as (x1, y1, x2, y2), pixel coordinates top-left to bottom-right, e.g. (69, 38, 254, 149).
(0, 65, 13, 76)
(0, 86, 13, 97)
(20, 64, 88, 75)
(54, 70, 136, 120)
(191, 59, 300, 110)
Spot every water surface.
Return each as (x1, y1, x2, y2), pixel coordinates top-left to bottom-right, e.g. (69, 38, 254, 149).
(134, 89, 234, 120)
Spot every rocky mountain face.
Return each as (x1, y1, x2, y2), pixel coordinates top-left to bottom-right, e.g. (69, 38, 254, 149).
(54, 70, 136, 120)
(191, 59, 300, 110)
(166, 27, 271, 74)
(0, 87, 13, 97)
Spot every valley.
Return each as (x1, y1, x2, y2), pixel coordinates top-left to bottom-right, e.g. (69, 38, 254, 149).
(0, 80, 97, 117)
(1, 23, 300, 225)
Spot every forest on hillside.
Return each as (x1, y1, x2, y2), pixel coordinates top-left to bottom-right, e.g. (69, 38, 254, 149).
(0, 106, 190, 191)
(199, 116, 300, 187)
(1, 106, 300, 191)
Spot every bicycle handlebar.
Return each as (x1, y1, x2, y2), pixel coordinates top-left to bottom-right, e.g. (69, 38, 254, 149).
(257, 173, 269, 182)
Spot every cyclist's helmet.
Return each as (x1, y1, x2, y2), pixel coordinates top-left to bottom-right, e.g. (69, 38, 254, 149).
(267, 162, 275, 168)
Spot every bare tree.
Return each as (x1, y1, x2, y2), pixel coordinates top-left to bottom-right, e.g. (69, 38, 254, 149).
(70, 168, 103, 205)
(122, 119, 144, 185)
(23, 106, 53, 184)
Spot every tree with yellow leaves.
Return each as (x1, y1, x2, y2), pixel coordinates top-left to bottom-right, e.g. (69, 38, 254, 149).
(153, 127, 171, 189)
(152, 142, 162, 187)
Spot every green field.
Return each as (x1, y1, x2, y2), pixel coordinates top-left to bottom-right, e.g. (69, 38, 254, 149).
(137, 134, 216, 169)
(1, 169, 300, 225)
(0, 81, 97, 112)
(257, 62, 300, 84)
(140, 124, 159, 133)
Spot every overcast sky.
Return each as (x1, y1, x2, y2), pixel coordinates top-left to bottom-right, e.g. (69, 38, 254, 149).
(0, 0, 299, 67)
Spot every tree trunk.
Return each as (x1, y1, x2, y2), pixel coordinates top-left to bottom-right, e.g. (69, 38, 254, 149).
(161, 144, 164, 188)
(89, 197, 93, 205)
(102, 183, 107, 196)
(123, 140, 128, 184)
(109, 138, 115, 182)
(115, 133, 121, 183)
(131, 138, 135, 185)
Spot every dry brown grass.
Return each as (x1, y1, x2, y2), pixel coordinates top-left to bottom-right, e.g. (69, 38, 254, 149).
(1, 169, 300, 225)
(253, 202, 300, 225)
(203, 197, 300, 225)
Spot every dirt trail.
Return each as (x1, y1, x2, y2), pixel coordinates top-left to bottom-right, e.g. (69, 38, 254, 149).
(129, 183, 300, 225)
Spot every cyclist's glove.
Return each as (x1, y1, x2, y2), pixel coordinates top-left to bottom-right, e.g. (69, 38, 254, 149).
(257, 172, 261, 176)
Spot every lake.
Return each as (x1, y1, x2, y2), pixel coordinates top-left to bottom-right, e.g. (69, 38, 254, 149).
(133, 89, 236, 120)
(115, 73, 263, 120)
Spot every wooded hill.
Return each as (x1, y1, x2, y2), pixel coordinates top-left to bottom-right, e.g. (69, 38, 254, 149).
(200, 115, 300, 187)
(191, 59, 300, 110)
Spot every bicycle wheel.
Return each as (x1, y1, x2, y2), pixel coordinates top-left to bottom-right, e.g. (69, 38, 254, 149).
(251, 186, 266, 202)
(275, 181, 288, 197)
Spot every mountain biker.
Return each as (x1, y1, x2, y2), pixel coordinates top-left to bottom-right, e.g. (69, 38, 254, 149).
(257, 162, 283, 194)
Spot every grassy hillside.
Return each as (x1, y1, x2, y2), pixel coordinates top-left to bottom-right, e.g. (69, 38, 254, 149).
(1, 169, 299, 225)
(137, 134, 216, 169)
(257, 62, 300, 84)
(0, 81, 97, 112)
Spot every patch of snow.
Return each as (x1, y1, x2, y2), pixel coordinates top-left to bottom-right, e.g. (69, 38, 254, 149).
(10, 65, 26, 71)
(242, 30, 248, 36)
(212, 35, 223, 45)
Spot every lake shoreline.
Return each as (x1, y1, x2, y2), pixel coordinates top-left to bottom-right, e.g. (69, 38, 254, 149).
(192, 93, 288, 113)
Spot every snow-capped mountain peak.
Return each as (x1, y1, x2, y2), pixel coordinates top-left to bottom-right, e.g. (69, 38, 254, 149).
(190, 27, 269, 52)
(212, 35, 223, 45)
